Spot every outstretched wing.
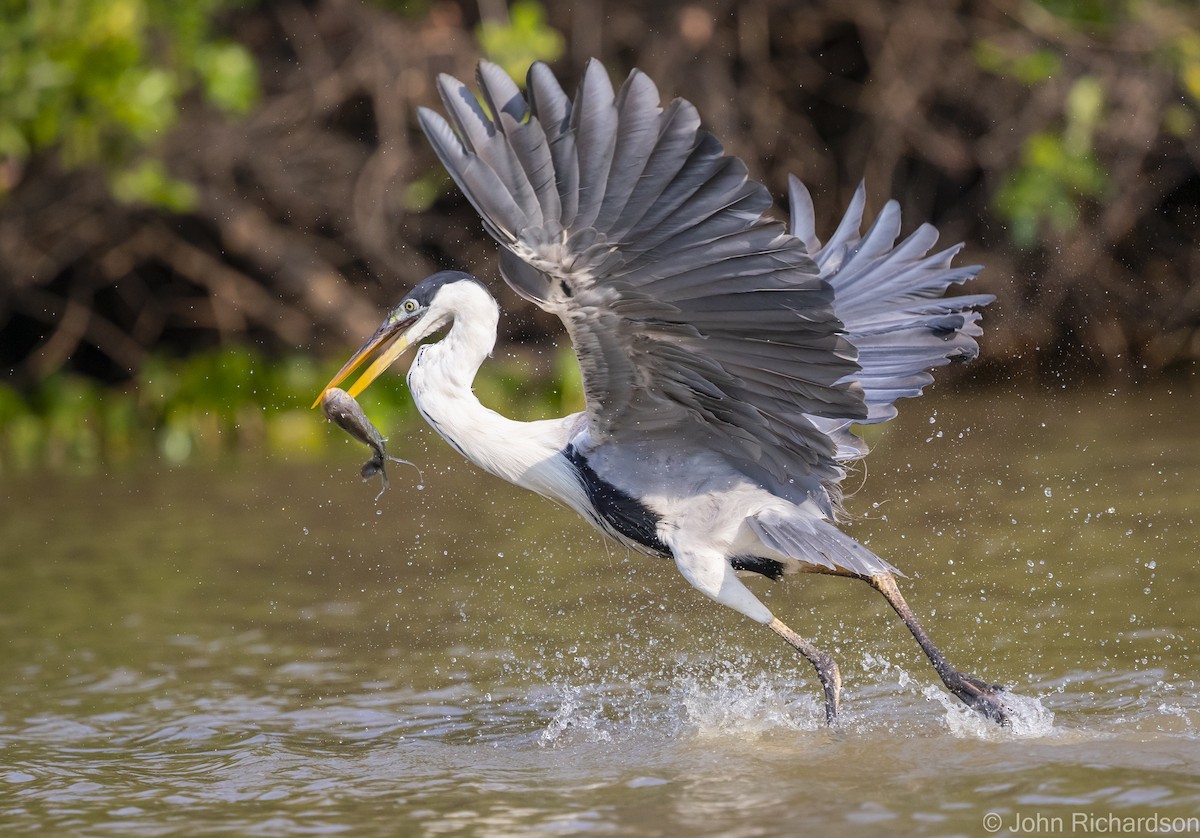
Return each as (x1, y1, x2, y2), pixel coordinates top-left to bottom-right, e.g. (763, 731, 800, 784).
(788, 178, 994, 460)
(418, 59, 864, 484)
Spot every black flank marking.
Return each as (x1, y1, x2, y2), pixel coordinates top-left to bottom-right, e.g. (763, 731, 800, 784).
(560, 280, 573, 298)
(564, 445, 669, 557)
(730, 555, 787, 581)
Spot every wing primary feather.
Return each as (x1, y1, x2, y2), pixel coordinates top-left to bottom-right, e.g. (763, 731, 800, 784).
(789, 176, 994, 440)
(476, 60, 527, 125)
(816, 181, 867, 273)
(607, 98, 703, 242)
(617, 132, 726, 248)
(439, 69, 542, 228)
(569, 59, 619, 230)
(435, 74, 495, 153)
(787, 175, 822, 255)
(592, 70, 662, 232)
(527, 62, 578, 226)
(477, 61, 560, 224)
(417, 107, 527, 240)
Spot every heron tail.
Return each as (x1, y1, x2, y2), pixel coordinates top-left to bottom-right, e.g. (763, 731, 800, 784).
(748, 507, 902, 578)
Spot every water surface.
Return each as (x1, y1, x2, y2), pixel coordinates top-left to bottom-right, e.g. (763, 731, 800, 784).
(2, 385, 1197, 835)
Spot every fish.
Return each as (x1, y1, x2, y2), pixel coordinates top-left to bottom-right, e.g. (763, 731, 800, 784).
(320, 387, 419, 499)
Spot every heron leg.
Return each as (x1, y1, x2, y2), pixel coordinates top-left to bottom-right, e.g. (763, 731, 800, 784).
(868, 573, 1011, 726)
(667, 543, 842, 725)
(768, 617, 842, 725)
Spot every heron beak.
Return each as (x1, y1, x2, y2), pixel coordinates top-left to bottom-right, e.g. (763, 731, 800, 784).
(311, 314, 419, 408)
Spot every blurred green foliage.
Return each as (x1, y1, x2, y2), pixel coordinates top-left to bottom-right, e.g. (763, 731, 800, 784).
(476, 0, 565, 81)
(982, 0, 1200, 247)
(995, 77, 1108, 248)
(0, 346, 585, 472)
(972, 39, 1061, 84)
(1033, 0, 1121, 28)
(402, 170, 449, 212)
(1150, 6, 1200, 106)
(0, 0, 258, 207)
(109, 157, 197, 210)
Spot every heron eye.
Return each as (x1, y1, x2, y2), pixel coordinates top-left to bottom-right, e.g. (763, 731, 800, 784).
(403, 300, 418, 314)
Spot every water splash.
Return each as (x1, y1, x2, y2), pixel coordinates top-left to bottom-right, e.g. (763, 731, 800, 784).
(537, 684, 614, 747)
(672, 668, 823, 736)
(859, 651, 916, 690)
(1148, 703, 1197, 734)
(923, 684, 1057, 739)
(533, 662, 826, 745)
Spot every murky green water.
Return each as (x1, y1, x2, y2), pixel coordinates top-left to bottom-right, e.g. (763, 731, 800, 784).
(2, 384, 1197, 835)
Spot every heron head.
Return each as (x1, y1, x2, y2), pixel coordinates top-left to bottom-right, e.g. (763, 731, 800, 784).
(312, 270, 482, 407)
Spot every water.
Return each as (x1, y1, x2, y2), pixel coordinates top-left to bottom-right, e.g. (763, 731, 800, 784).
(2, 385, 1197, 835)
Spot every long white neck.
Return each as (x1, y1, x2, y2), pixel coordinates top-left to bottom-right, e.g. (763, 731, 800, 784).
(404, 284, 583, 506)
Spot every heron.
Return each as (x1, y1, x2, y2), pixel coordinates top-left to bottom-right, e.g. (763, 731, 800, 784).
(315, 59, 1011, 726)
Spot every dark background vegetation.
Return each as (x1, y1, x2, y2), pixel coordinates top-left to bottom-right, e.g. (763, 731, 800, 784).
(1, 0, 1197, 465)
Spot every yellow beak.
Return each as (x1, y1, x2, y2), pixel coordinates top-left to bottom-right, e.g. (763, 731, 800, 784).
(311, 317, 416, 408)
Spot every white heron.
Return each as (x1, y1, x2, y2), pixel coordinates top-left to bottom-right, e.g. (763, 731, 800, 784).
(315, 59, 1011, 725)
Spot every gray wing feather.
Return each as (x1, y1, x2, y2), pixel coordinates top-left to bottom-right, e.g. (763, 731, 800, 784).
(419, 106, 527, 242)
(789, 176, 994, 433)
(608, 101, 705, 242)
(569, 64, 618, 229)
(421, 59, 867, 486)
(527, 63, 578, 226)
(477, 63, 561, 225)
(593, 71, 664, 232)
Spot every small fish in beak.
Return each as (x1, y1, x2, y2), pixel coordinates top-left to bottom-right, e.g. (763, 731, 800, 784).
(321, 387, 419, 500)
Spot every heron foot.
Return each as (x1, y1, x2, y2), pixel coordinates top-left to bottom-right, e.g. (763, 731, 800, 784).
(812, 648, 842, 726)
(768, 617, 841, 726)
(944, 670, 1011, 726)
